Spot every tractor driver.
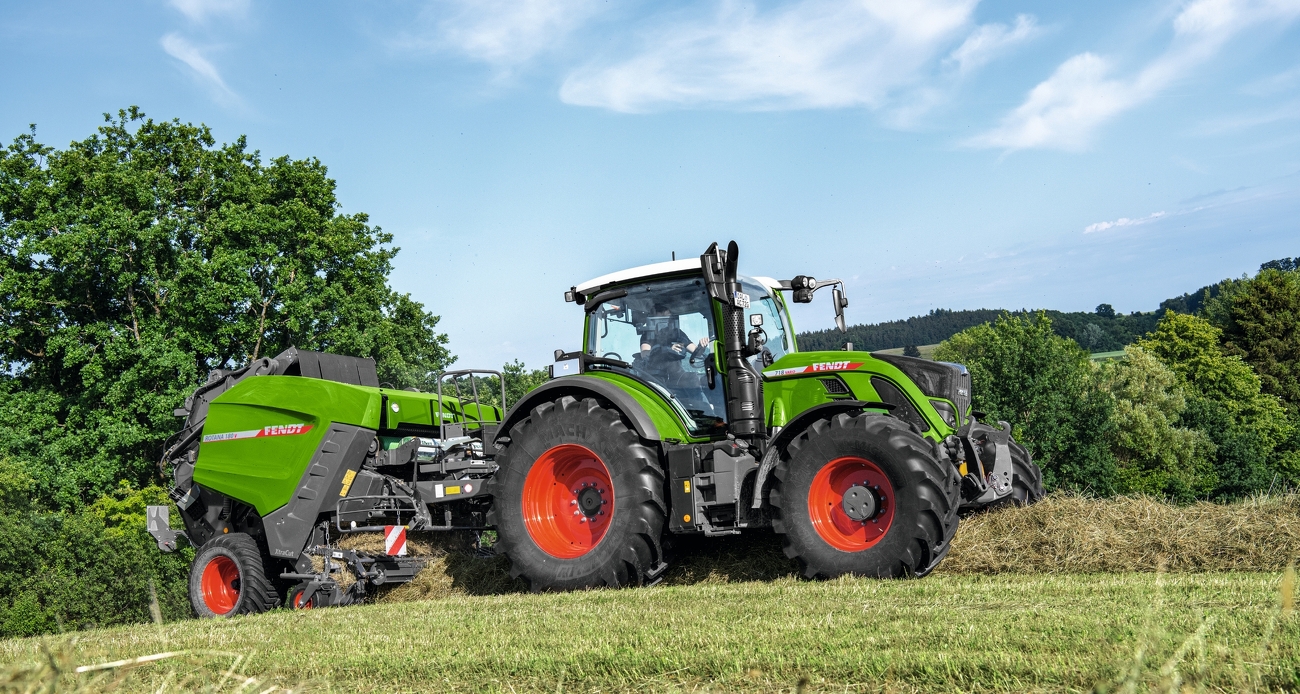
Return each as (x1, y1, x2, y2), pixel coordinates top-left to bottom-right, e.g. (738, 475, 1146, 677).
(637, 304, 711, 377)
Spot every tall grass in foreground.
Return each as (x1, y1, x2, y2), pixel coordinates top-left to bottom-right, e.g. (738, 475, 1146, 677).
(3, 570, 1296, 693)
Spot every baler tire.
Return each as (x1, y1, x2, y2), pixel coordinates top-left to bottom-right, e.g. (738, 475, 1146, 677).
(487, 396, 666, 591)
(983, 440, 1045, 511)
(770, 412, 961, 579)
(188, 532, 278, 618)
(288, 584, 318, 610)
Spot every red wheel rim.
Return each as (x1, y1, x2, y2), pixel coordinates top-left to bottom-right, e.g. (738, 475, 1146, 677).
(200, 555, 240, 615)
(522, 444, 615, 559)
(292, 590, 315, 610)
(807, 456, 895, 552)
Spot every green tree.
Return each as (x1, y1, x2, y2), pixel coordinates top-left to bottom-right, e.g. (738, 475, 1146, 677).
(1213, 268, 1300, 415)
(1097, 346, 1215, 500)
(934, 312, 1117, 493)
(1137, 312, 1296, 496)
(0, 109, 452, 508)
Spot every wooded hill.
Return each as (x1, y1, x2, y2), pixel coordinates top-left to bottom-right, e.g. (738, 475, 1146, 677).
(793, 268, 1283, 353)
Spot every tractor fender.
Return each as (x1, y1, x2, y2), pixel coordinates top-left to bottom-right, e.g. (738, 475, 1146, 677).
(750, 400, 894, 509)
(494, 377, 661, 444)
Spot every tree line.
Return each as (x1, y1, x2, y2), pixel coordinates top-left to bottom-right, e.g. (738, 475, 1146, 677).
(934, 263, 1300, 501)
(800, 301, 1207, 354)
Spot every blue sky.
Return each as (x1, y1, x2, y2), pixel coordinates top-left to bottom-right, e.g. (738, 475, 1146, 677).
(3, 0, 1299, 369)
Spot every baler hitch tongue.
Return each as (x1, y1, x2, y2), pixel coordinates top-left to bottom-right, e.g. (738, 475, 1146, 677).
(146, 505, 184, 553)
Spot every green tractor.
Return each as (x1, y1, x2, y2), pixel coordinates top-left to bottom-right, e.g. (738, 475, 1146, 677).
(150, 241, 1043, 615)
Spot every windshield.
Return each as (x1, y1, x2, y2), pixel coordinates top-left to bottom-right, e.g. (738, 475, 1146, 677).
(740, 279, 792, 367)
(586, 276, 727, 436)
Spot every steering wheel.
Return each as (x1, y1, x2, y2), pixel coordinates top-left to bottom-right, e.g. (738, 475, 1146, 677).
(689, 346, 712, 366)
(602, 352, 623, 361)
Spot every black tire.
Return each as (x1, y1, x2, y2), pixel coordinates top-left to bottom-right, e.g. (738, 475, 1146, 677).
(770, 413, 961, 579)
(188, 532, 278, 618)
(982, 439, 1045, 511)
(487, 396, 667, 591)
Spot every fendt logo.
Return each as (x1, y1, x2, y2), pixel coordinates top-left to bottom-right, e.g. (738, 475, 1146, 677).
(764, 362, 863, 378)
(202, 423, 314, 443)
(811, 361, 855, 371)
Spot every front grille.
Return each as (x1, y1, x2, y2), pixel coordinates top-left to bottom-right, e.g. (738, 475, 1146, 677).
(820, 378, 850, 395)
(872, 353, 970, 426)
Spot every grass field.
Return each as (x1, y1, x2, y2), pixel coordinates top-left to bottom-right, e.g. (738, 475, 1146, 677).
(4, 571, 1297, 692)
(5, 495, 1299, 693)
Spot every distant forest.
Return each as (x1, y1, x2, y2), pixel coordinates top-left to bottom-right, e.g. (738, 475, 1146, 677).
(796, 258, 1298, 353)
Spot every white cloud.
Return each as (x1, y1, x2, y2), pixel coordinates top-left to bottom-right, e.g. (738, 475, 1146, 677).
(971, 0, 1300, 151)
(945, 14, 1038, 75)
(403, 0, 604, 68)
(559, 0, 979, 113)
(161, 33, 238, 103)
(1084, 211, 1165, 234)
(168, 0, 248, 22)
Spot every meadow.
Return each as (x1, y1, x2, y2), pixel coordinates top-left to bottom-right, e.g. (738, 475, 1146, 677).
(3, 495, 1298, 693)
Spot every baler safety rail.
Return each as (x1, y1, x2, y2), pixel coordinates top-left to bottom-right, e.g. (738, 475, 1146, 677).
(435, 369, 506, 441)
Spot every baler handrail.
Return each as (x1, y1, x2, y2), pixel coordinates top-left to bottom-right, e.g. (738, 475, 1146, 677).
(434, 369, 507, 440)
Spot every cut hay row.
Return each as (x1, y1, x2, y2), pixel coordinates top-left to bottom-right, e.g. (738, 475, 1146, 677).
(336, 492, 1300, 603)
(941, 492, 1300, 574)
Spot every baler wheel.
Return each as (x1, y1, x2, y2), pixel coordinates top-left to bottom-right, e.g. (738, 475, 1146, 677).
(288, 584, 317, 610)
(771, 412, 961, 579)
(188, 532, 278, 618)
(488, 396, 666, 591)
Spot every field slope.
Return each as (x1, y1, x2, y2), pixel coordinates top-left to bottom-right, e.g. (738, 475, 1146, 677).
(3, 571, 1296, 693)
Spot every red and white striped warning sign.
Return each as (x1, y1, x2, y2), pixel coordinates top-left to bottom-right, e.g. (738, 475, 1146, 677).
(202, 423, 313, 444)
(384, 525, 408, 556)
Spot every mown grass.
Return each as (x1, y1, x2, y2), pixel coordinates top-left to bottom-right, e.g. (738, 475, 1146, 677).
(6, 494, 1299, 692)
(3, 571, 1297, 693)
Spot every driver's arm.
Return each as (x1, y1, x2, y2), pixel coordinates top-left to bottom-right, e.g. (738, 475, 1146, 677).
(687, 335, 711, 354)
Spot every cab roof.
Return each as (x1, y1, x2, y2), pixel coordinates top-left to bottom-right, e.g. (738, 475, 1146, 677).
(575, 258, 783, 295)
(575, 258, 700, 294)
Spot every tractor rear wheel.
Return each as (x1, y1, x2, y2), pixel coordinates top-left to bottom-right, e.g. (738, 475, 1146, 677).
(771, 412, 960, 579)
(488, 396, 667, 591)
(188, 532, 278, 617)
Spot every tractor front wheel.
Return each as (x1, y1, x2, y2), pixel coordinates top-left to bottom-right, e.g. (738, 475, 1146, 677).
(188, 532, 278, 618)
(771, 412, 961, 579)
(488, 396, 667, 591)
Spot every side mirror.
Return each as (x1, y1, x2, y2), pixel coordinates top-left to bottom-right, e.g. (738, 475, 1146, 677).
(833, 287, 847, 333)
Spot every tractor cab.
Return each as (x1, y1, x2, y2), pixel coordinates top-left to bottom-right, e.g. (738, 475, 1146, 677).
(574, 260, 795, 438)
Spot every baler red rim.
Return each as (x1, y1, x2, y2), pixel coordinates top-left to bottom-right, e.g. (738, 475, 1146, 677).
(200, 555, 240, 615)
(807, 456, 895, 552)
(522, 444, 614, 559)
(292, 588, 315, 610)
